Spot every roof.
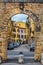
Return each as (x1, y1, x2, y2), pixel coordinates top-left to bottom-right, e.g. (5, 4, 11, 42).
(13, 22, 26, 29)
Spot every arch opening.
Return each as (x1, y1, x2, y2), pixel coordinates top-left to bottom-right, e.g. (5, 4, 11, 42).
(7, 13, 35, 53)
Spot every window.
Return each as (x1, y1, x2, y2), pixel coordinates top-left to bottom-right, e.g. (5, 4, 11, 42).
(21, 35, 23, 38)
(21, 29, 23, 33)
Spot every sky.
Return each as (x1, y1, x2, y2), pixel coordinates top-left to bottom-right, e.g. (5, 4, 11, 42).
(11, 14, 28, 22)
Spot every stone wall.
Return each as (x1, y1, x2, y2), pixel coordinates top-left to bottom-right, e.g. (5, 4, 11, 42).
(0, 3, 43, 20)
(0, 3, 43, 60)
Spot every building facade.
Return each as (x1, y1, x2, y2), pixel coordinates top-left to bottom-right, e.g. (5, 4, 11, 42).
(12, 22, 29, 42)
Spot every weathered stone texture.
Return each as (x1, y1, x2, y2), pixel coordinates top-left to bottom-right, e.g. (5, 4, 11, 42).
(0, 3, 43, 61)
(0, 3, 43, 20)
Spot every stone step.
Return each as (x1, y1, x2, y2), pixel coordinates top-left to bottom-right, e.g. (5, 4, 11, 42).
(7, 55, 34, 59)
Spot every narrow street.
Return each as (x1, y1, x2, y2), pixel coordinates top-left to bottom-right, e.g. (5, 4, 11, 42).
(1, 44, 42, 65)
(7, 44, 34, 58)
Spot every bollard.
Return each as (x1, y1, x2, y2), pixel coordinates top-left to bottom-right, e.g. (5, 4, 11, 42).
(41, 53, 43, 64)
(18, 52, 24, 64)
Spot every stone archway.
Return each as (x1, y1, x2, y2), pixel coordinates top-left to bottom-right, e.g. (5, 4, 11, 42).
(0, 3, 43, 61)
(7, 9, 39, 61)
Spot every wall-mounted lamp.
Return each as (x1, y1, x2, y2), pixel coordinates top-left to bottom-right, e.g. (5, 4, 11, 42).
(19, 2, 24, 10)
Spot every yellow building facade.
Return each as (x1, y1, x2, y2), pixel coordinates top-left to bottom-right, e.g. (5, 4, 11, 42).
(12, 22, 29, 42)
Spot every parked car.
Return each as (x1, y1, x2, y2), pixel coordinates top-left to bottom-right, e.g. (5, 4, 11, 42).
(30, 43, 35, 51)
(13, 42, 20, 48)
(7, 43, 14, 50)
(7, 38, 14, 50)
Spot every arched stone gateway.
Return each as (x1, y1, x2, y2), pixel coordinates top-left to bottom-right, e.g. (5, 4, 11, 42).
(0, 3, 43, 61)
